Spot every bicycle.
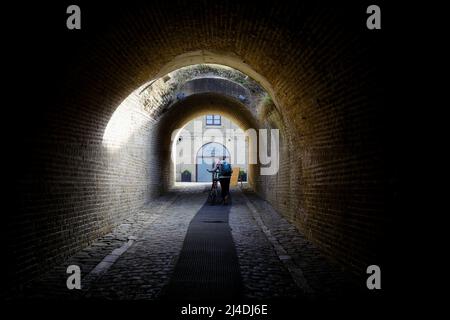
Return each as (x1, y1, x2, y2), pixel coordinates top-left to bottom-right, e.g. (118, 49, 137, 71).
(207, 169, 220, 205)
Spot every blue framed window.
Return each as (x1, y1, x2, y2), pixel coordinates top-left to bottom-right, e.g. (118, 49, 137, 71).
(206, 115, 221, 126)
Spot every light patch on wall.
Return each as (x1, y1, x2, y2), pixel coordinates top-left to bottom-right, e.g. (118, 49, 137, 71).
(102, 85, 151, 151)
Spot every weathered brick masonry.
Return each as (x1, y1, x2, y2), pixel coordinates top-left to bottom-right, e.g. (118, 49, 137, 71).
(5, 1, 394, 292)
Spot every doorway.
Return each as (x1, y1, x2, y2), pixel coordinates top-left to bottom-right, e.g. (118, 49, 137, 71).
(196, 142, 230, 182)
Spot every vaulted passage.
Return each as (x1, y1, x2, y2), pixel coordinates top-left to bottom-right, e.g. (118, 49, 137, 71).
(4, 1, 397, 303)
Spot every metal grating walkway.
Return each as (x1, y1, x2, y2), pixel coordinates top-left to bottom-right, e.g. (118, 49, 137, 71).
(161, 202, 242, 301)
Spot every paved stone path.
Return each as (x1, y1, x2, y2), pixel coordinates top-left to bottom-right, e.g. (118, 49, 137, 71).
(11, 183, 362, 301)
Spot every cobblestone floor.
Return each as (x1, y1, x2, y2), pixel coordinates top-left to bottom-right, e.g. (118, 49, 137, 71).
(11, 183, 362, 301)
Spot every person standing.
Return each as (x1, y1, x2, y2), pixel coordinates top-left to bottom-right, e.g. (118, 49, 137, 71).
(217, 156, 232, 204)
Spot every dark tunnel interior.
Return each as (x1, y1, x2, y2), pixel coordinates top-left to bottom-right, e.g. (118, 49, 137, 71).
(2, 0, 403, 310)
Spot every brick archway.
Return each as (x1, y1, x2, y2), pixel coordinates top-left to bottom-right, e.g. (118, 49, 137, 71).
(8, 1, 392, 292)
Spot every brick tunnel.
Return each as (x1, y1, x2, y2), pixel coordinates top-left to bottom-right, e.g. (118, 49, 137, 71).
(4, 1, 398, 306)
